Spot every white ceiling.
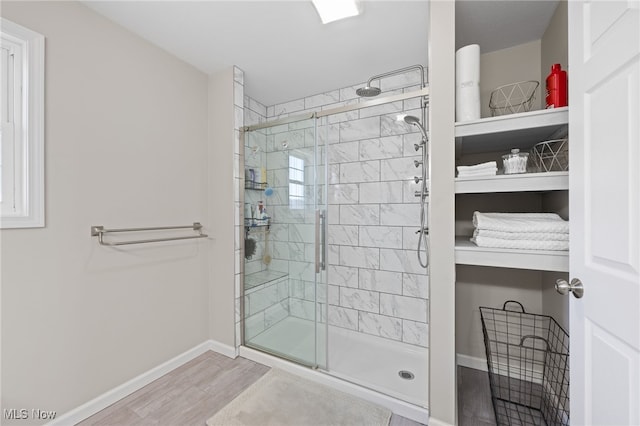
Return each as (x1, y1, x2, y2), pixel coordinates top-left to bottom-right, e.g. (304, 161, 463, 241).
(82, 0, 559, 107)
(455, 0, 560, 52)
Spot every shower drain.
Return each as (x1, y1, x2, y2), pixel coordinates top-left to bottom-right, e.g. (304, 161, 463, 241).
(398, 370, 415, 380)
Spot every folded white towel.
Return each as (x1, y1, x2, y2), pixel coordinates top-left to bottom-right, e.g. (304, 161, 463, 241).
(473, 229, 569, 241)
(473, 212, 569, 234)
(457, 168, 498, 178)
(457, 161, 497, 173)
(471, 235, 569, 251)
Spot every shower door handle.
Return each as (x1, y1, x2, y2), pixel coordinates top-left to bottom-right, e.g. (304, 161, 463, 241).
(315, 210, 326, 273)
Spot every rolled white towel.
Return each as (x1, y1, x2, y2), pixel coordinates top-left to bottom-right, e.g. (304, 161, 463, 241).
(471, 235, 569, 251)
(473, 228, 569, 241)
(473, 211, 569, 234)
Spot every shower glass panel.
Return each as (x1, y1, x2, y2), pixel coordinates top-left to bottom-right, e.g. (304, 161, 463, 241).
(318, 93, 430, 407)
(241, 83, 429, 408)
(242, 116, 327, 369)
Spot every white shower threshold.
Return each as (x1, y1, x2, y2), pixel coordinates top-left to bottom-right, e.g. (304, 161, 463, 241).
(241, 317, 429, 424)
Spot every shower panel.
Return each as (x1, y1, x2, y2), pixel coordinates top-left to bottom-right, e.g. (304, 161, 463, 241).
(242, 70, 430, 407)
(405, 115, 430, 268)
(356, 65, 430, 268)
(242, 116, 327, 368)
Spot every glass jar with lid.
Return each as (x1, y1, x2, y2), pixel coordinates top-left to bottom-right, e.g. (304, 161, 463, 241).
(502, 148, 529, 174)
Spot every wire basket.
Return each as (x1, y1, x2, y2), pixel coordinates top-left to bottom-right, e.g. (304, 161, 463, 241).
(480, 301, 570, 426)
(530, 139, 569, 172)
(489, 81, 540, 116)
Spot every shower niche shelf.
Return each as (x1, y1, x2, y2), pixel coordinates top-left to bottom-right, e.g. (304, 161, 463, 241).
(245, 182, 268, 191)
(454, 237, 569, 272)
(245, 218, 270, 227)
(244, 218, 270, 235)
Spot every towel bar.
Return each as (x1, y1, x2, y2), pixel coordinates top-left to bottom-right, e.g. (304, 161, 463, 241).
(91, 222, 208, 246)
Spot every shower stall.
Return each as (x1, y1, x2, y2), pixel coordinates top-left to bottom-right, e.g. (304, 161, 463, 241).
(240, 66, 430, 409)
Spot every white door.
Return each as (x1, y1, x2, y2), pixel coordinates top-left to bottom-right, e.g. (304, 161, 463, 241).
(568, 1, 640, 425)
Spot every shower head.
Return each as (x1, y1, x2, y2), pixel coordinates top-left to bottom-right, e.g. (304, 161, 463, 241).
(358, 64, 427, 99)
(356, 85, 382, 97)
(404, 115, 428, 141)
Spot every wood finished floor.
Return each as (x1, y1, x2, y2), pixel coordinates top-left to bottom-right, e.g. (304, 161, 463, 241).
(457, 366, 497, 426)
(78, 350, 424, 426)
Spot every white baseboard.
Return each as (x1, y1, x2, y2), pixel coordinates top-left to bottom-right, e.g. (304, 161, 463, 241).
(456, 353, 488, 372)
(209, 339, 239, 359)
(47, 340, 234, 426)
(238, 345, 430, 425)
(457, 352, 547, 389)
(427, 417, 455, 426)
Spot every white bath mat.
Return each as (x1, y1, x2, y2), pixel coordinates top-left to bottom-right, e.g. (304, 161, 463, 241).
(206, 368, 392, 426)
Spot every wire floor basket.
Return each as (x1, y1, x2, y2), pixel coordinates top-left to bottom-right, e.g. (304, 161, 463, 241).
(480, 301, 570, 426)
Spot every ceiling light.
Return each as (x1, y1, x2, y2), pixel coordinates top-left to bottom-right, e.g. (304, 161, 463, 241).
(312, 0, 361, 24)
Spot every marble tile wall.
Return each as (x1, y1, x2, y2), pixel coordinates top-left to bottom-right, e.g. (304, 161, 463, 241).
(240, 68, 429, 349)
(244, 276, 289, 340)
(262, 69, 430, 349)
(264, 120, 322, 326)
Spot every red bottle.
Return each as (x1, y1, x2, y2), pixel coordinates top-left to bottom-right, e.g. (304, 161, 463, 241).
(546, 64, 568, 108)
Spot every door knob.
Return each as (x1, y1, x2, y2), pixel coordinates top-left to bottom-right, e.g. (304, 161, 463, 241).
(555, 278, 584, 299)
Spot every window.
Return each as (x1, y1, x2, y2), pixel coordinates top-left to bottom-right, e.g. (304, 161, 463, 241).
(288, 155, 305, 210)
(1, 19, 44, 228)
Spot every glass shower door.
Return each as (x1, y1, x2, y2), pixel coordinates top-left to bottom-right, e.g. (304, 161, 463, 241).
(243, 116, 327, 368)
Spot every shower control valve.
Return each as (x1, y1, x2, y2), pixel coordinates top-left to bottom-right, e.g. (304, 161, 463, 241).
(414, 160, 423, 168)
(414, 176, 423, 184)
(414, 190, 429, 198)
(415, 227, 429, 235)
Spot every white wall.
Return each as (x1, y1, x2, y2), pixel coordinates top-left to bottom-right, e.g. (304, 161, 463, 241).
(480, 40, 542, 118)
(207, 67, 239, 348)
(541, 0, 568, 82)
(428, 1, 457, 424)
(456, 266, 544, 361)
(0, 1, 209, 422)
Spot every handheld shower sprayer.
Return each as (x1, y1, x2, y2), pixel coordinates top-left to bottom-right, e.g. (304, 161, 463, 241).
(403, 115, 428, 142)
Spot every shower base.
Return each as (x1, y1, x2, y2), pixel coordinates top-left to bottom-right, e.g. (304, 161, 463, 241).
(246, 316, 428, 407)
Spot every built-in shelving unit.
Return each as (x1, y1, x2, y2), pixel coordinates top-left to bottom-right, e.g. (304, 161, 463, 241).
(455, 238, 569, 272)
(455, 171, 568, 194)
(455, 107, 569, 155)
(454, 108, 570, 273)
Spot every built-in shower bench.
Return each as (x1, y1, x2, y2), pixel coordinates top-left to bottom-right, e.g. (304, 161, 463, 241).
(244, 270, 288, 292)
